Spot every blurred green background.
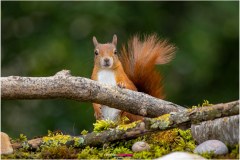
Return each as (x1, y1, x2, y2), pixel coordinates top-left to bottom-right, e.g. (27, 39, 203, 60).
(1, 2, 239, 138)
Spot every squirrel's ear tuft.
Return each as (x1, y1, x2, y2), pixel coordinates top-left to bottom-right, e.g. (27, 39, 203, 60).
(112, 34, 117, 46)
(93, 36, 98, 47)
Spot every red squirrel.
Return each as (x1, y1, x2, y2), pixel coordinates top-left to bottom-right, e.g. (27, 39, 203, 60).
(91, 34, 176, 122)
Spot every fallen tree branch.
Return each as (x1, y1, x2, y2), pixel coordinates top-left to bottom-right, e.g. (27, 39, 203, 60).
(1, 70, 186, 118)
(191, 115, 239, 145)
(12, 100, 239, 149)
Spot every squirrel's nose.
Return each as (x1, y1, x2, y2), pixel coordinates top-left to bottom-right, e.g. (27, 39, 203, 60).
(104, 58, 110, 63)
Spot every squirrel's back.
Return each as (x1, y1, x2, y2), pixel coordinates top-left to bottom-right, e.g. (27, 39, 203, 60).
(119, 34, 176, 99)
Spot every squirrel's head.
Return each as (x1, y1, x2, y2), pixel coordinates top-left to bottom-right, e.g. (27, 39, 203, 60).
(92, 35, 120, 69)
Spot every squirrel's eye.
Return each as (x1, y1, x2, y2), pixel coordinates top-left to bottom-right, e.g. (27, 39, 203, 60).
(94, 50, 99, 55)
(114, 49, 117, 54)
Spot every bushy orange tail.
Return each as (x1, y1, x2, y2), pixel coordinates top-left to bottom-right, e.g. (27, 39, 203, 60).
(120, 34, 176, 99)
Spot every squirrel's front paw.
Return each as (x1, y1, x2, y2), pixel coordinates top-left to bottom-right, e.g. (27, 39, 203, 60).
(117, 82, 126, 89)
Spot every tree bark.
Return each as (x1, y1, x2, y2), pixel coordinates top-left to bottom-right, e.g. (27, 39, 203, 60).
(12, 100, 239, 149)
(191, 115, 239, 145)
(1, 70, 186, 118)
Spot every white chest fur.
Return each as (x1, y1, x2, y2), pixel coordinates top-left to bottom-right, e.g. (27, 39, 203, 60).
(97, 70, 121, 121)
(97, 70, 117, 85)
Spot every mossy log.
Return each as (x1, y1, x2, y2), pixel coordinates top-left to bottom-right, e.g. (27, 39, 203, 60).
(1, 70, 185, 118)
(191, 115, 239, 145)
(12, 100, 239, 150)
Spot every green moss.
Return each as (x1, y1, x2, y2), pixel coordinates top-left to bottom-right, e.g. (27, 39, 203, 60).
(199, 151, 215, 159)
(149, 128, 196, 153)
(150, 129, 177, 144)
(93, 119, 117, 132)
(152, 145, 169, 157)
(117, 120, 140, 131)
(73, 137, 84, 147)
(77, 146, 100, 159)
(154, 114, 171, 121)
(42, 133, 72, 147)
(2, 123, 238, 159)
(10, 133, 28, 144)
(133, 150, 153, 159)
(41, 146, 78, 159)
(41, 131, 84, 148)
(92, 128, 197, 159)
(19, 134, 28, 142)
(112, 146, 132, 154)
(80, 129, 88, 135)
(12, 134, 30, 150)
(229, 144, 239, 158)
(178, 129, 194, 142)
(192, 100, 212, 109)
(1, 148, 41, 159)
(119, 116, 131, 124)
(2, 128, 197, 159)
